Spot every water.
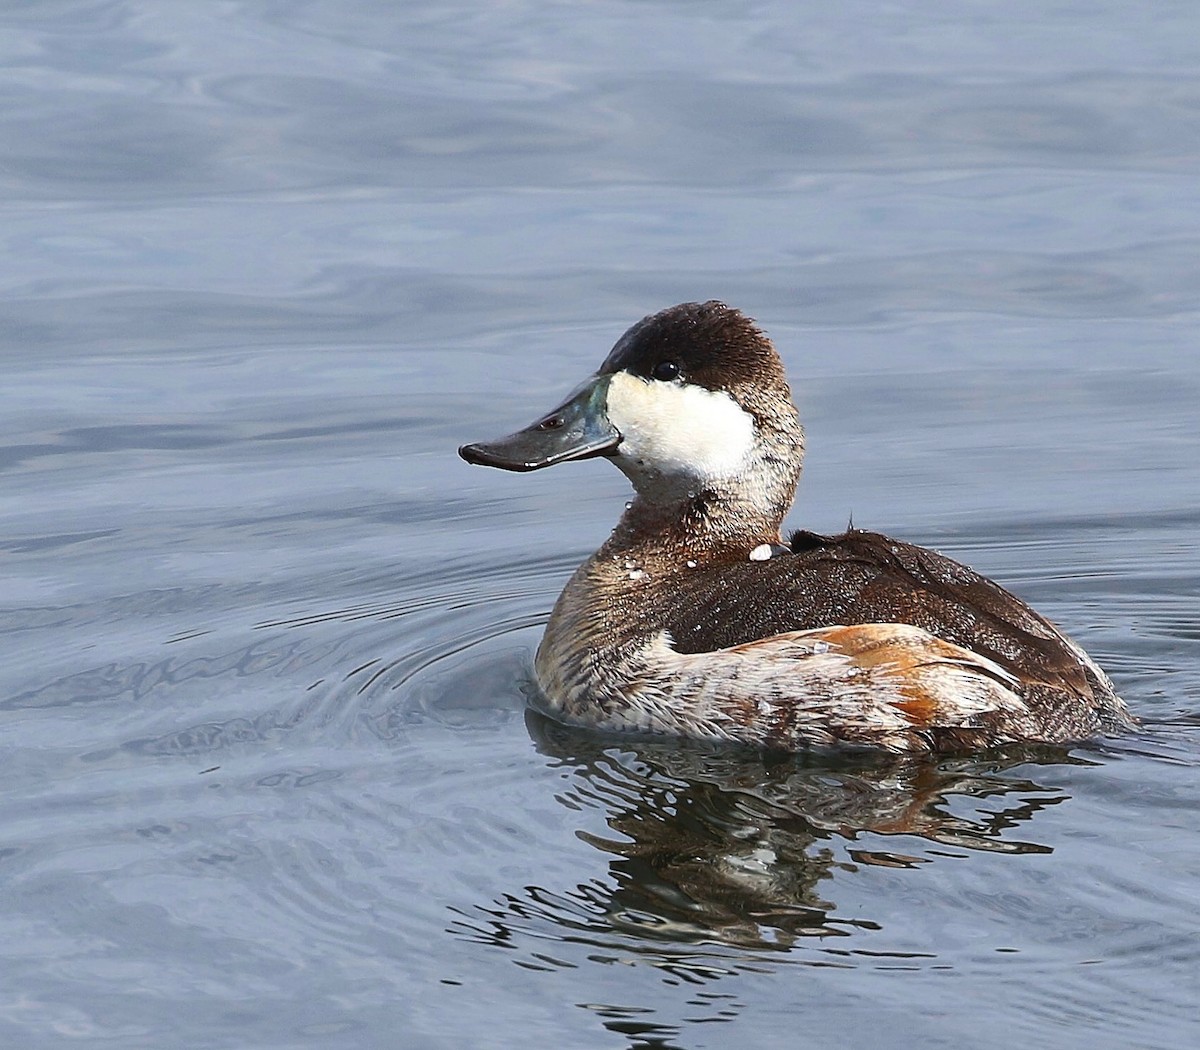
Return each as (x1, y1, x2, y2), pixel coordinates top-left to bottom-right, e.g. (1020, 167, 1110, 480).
(2, 1, 1199, 1047)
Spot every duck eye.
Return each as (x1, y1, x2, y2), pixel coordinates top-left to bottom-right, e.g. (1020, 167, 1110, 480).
(651, 360, 680, 382)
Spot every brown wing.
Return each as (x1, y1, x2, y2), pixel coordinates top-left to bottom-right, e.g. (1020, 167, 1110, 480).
(793, 529, 1097, 696)
(661, 528, 1106, 703)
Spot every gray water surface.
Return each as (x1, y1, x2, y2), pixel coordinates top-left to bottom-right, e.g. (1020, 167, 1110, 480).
(2, 2, 1199, 1048)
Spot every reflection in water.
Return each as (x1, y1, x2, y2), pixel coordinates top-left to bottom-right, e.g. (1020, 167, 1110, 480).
(452, 712, 1085, 968)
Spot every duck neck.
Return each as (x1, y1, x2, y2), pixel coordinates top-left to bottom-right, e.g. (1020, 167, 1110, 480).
(600, 486, 787, 564)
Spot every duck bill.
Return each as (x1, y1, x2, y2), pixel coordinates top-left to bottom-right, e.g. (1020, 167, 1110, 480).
(459, 374, 620, 472)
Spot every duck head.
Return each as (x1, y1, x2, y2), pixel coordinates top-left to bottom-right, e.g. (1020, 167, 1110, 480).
(460, 302, 805, 536)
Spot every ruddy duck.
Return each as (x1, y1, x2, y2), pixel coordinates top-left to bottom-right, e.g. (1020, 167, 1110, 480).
(460, 302, 1136, 753)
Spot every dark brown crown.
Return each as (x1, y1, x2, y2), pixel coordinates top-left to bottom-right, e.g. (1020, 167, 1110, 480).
(599, 301, 785, 393)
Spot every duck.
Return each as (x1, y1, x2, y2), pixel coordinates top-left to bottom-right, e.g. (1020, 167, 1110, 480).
(459, 301, 1137, 753)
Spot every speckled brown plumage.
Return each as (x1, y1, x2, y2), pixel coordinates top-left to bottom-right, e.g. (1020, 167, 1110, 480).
(534, 517, 1133, 752)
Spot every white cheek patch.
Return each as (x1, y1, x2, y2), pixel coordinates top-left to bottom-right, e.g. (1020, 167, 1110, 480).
(605, 371, 756, 481)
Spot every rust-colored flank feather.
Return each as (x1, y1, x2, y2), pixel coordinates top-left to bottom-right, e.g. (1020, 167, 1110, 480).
(462, 301, 1137, 753)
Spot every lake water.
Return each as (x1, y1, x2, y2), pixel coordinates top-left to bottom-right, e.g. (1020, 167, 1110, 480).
(2, 1, 1199, 1047)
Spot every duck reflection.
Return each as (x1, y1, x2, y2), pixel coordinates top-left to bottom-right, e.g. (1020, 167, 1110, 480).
(516, 711, 1085, 953)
